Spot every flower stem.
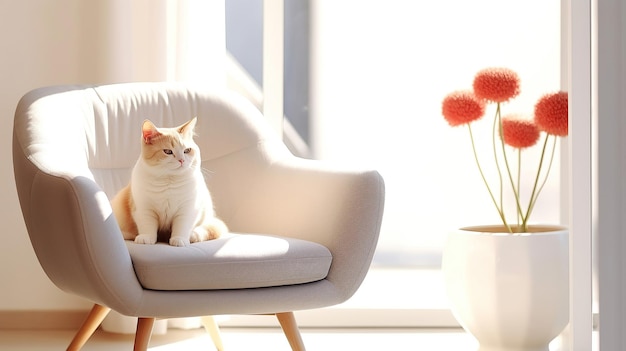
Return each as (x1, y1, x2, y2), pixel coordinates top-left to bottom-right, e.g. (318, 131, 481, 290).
(517, 149, 522, 228)
(496, 108, 525, 230)
(523, 134, 558, 229)
(468, 123, 511, 233)
(491, 104, 506, 218)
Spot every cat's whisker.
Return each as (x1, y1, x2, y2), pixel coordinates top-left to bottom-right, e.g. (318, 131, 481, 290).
(201, 167, 216, 179)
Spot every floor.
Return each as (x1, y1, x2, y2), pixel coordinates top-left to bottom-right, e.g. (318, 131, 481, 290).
(0, 268, 588, 350)
(0, 327, 477, 351)
(1, 326, 586, 351)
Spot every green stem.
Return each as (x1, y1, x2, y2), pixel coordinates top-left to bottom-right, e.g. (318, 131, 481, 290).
(491, 104, 506, 219)
(469, 123, 511, 233)
(517, 149, 522, 228)
(497, 111, 525, 230)
(523, 134, 558, 229)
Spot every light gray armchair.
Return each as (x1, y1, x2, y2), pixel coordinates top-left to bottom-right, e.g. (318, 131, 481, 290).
(12, 83, 385, 351)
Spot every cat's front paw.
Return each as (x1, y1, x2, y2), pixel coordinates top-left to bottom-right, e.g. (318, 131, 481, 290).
(169, 237, 190, 247)
(135, 234, 157, 245)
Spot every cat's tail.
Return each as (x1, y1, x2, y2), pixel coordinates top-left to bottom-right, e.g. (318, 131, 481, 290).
(192, 217, 228, 242)
(206, 217, 228, 240)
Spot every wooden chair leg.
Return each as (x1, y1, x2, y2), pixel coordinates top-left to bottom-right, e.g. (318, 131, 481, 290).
(276, 312, 306, 351)
(67, 304, 111, 351)
(201, 316, 224, 351)
(133, 317, 155, 351)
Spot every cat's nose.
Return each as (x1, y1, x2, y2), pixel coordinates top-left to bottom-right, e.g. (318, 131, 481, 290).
(178, 159, 184, 166)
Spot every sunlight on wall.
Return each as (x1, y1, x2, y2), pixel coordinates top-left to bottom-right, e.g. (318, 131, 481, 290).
(311, 0, 562, 265)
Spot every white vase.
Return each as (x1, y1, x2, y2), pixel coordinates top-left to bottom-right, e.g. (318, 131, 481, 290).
(442, 225, 569, 351)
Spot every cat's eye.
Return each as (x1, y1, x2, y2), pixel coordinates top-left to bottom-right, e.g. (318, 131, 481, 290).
(163, 149, 173, 155)
(184, 148, 192, 154)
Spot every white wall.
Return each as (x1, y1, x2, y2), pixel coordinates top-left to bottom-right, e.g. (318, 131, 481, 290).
(311, 0, 562, 265)
(2, 0, 106, 311)
(0, 0, 224, 311)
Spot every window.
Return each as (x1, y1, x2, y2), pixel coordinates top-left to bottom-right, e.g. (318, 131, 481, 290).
(224, 0, 562, 327)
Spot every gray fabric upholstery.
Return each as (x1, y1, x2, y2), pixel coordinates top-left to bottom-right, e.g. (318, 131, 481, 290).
(127, 233, 332, 290)
(12, 83, 385, 318)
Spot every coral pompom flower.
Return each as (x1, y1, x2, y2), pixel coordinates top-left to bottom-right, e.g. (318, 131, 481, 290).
(473, 67, 521, 103)
(501, 115, 540, 149)
(440, 67, 568, 233)
(441, 90, 486, 127)
(534, 91, 568, 137)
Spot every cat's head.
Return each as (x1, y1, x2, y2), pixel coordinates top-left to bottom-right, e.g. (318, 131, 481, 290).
(140, 117, 200, 173)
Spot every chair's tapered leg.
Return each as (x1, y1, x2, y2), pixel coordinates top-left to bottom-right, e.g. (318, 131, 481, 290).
(133, 317, 155, 351)
(67, 304, 111, 351)
(201, 316, 224, 351)
(276, 312, 306, 351)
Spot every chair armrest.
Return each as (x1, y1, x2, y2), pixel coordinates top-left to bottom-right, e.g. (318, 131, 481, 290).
(230, 155, 385, 300)
(14, 144, 145, 313)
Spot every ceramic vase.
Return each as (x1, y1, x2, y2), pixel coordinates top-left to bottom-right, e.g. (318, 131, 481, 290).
(441, 225, 569, 351)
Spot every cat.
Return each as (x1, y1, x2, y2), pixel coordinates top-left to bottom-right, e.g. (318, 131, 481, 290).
(111, 117, 228, 247)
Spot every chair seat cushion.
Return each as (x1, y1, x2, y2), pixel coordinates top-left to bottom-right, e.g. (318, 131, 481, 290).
(125, 233, 332, 290)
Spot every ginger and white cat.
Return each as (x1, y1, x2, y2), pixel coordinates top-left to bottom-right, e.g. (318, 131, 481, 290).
(111, 117, 227, 247)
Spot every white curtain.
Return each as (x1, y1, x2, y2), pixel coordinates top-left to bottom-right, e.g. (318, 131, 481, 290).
(83, 0, 225, 85)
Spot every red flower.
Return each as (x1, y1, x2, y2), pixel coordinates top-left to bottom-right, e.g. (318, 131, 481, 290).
(473, 67, 521, 103)
(441, 90, 486, 127)
(534, 91, 568, 136)
(501, 115, 540, 149)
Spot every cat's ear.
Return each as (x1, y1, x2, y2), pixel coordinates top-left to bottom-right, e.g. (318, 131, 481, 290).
(177, 117, 197, 138)
(142, 119, 162, 144)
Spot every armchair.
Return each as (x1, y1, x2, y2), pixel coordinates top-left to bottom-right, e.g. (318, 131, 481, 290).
(12, 83, 385, 350)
